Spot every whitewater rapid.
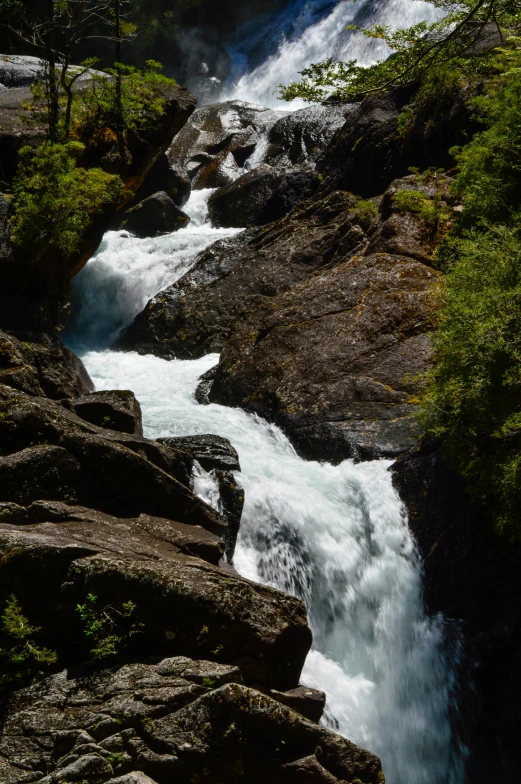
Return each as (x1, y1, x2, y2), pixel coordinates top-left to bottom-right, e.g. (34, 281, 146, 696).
(68, 186, 466, 783)
(66, 1, 467, 779)
(224, 0, 441, 108)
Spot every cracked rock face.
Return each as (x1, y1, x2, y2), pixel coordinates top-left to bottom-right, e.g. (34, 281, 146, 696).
(0, 658, 383, 784)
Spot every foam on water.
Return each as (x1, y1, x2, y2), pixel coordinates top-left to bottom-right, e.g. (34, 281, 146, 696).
(76, 348, 466, 784)
(65, 189, 240, 349)
(66, 1, 466, 778)
(225, 0, 440, 108)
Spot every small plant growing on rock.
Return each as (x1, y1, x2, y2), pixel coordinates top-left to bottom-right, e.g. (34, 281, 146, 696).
(76, 593, 142, 660)
(0, 595, 57, 691)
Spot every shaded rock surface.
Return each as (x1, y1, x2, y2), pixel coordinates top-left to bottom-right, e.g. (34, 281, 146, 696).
(0, 658, 383, 784)
(128, 152, 191, 208)
(392, 446, 521, 782)
(208, 163, 321, 228)
(120, 175, 449, 462)
(210, 250, 438, 461)
(68, 390, 144, 437)
(118, 190, 367, 358)
(270, 685, 327, 724)
(159, 435, 244, 561)
(123, 192, 190, 238)
(0, 510, 310, 688)
(167, 100, 285, 189)
(0, 329, 93, 399)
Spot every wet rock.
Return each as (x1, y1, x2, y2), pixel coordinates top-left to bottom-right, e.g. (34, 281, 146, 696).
(70, 390, 143, 437)
(0, 658, 381, 784)
(168, 100, 285, 189)
(265, 103, 356, 168)
(123, 192, 190, 238)
(158, 435, 244, 560)
(210, 250, 439, 462)
(194, 364, 217, 404)
(131, 152, 191, 208)
(0, 515, 311, 687)
(158, 434, 240, 472)
(0, 385, 223, 533)
(0, 328, 94, 401)
(118, 191, 368, 359)
(270, 685, 327, 723)
(208, 163, 321, 228)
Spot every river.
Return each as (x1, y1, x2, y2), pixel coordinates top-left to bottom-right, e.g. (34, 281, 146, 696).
(65, 2, 466, 781)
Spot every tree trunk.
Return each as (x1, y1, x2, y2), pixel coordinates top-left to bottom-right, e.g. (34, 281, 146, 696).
(46, 0, 59, 140)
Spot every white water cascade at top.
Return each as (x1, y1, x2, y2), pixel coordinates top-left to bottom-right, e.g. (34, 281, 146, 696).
(66, 1, 467, 780)
(225, 0, 440, 108)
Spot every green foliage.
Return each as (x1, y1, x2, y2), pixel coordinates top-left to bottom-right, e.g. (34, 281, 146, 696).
(76, 593, 142, 660)
(10, 141, 122, 260)
(71, 60, 177, 145)
(351, 198, 379, 226)
(452, 43, 521, 225)
(420, 43, 521, 535)
(279, 0, 511, 103)
(420, 227, 521, 534)
(0, 595, 57, 691)
(392, 188, 452, 229)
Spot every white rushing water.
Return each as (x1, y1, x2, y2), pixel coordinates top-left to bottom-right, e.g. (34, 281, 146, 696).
(67, 1, 466, 779)
(225, 0, 441, 108)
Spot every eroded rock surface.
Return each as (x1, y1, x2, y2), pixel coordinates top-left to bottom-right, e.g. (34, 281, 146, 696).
(0, 658, 383, 784)
(118, 190, 368, 358)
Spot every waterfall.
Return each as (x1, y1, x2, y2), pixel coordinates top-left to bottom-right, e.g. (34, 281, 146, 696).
(66, 1, 467, 780)
(224, 0, 441, 108)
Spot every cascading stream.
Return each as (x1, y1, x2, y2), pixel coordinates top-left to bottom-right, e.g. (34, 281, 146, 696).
(224, 0, 441, 108)
(66, 2, 466, 780)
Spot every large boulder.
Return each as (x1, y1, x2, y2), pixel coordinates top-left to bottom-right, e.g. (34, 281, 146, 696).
(68, 390, 143, 437)
(0, 54, 43, 88)
(128, 152, 191, 208)
(123, 192, 190, 238)
(210, 250, 439, 462)
(265, 103, 356, 168)
(0, 329, 93, 399)
(0, 384, 224, 534)
(118, 190, 370, 358)
(0, 511, 311, 688)
(167, 100, 285, 189)
(0, 658, 382, 784)
(208, 163, 321, 228)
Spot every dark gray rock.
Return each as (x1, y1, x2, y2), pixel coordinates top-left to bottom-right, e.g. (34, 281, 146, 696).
(0, 513, 311, 688)
(265, 103, 356, 168)
(0, 384, 223, 533)
(194, 364, 217, 404)
(208, 163, 321, 228)
(70, 390, 143, 437)
(0, 329, 94, 399)
(158, 435, 243, 561)
(123, 192, 190, 238)
(270, 685, 327, 724)
(210, 250, 439, 462)
(0, 658, 382, 783)
(117, 191, 368, 359)
(132, 152, 191, 208)
(167, 100, 285, 189)
(158, 434, 240, 472)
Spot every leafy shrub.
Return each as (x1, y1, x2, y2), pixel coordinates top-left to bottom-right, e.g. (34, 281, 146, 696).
(10, 141, 122, 260)
(76, 593, 142, 660)
(421, 227, 521, 534)
(0, 595, 57, 691)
